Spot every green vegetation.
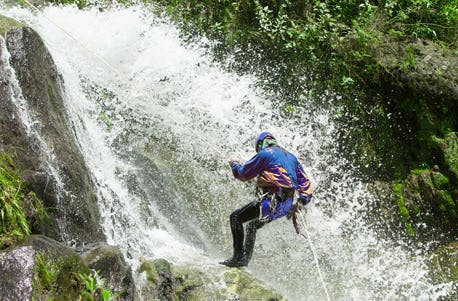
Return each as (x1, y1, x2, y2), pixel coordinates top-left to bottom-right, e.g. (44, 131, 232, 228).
(393, 181, 414, 236)
(33, 251, 83, 300)
(78, 271, 124, 301)
(46, 0, 88, 9)
(156, 0, 456, 84)
(33, 252, 122, 301)
(0, 152, 45, 249)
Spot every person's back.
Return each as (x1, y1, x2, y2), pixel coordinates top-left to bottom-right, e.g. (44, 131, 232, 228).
(255, 145, 302, 192)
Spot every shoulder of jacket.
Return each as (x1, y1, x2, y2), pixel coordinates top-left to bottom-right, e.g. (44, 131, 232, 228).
(259, 147, 276, 156)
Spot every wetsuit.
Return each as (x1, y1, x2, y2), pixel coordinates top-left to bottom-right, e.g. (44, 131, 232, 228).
(227, 145, 313, 266)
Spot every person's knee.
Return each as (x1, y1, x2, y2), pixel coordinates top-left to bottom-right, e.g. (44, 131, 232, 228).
(247, 220, 258, 231)
(230, 210, 240, 226)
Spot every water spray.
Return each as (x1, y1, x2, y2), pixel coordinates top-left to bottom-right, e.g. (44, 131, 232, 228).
(15, 3, 333, 299)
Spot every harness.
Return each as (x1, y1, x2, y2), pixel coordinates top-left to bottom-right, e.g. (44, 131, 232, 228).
(256, 187, 295, 222)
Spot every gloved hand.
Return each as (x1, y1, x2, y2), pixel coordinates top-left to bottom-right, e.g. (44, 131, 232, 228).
(298, 194, 312, 206)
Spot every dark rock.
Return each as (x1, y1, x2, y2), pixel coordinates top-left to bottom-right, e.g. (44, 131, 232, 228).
(81, 244, 136, 300)
(0, 19, 105, 245)
(0, 241, 35, 300)
(379, 40, 458, 105)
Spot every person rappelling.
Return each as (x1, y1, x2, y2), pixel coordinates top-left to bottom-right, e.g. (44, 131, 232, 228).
(220, 131, 313, 267)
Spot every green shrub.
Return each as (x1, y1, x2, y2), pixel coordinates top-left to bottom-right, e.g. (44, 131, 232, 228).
(0, 153, 30, 249)
(0, 152, 45, 249)
(78, 271, 124, 301)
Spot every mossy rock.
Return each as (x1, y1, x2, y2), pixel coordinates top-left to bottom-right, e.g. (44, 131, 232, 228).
(0, 18, 105, 244)
(0, 14, 23, 37)
(172, 265, 222, 301)
(400, 169, 457, 236)
(138, 258, 286, 300)
(438, 132, 458, 183)
(139, 258, 160, 286)
(432, 172, 450, 191)
(222, 268, 286, 301)
(81, 244, 136, 300)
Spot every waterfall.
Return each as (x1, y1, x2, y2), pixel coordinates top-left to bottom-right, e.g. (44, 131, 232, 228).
(1, 4, 453, 300)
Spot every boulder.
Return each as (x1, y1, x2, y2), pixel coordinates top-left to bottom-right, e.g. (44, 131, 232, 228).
(379, 39, 458, 106)
(81, 244, 137, 300)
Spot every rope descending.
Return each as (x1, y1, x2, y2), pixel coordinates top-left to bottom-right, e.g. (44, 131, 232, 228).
(295, 209, 331, 301)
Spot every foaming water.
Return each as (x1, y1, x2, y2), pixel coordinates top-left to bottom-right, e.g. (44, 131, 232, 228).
(1, 4, 453, 300)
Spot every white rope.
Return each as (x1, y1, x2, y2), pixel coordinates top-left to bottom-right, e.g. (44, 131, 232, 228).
(20, 0, 233, 160)
(22, 0, 121, 77)
(298, 209, 331, 301)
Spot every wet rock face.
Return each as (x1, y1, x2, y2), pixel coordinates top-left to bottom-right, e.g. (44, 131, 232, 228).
(0, 23, 104, 245)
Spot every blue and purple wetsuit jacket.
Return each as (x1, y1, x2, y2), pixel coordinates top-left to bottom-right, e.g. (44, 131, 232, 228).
(230, 146, 313, 221)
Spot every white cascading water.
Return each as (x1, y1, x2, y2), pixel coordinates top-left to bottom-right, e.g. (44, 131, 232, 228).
(1, 4, 454, 300)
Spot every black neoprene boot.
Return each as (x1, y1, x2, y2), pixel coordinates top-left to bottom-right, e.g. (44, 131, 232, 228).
(219, 256, 247, 267)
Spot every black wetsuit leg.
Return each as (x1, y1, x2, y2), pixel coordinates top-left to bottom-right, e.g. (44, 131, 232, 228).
(229, 201, 259, 260)
(244, 219, 266, 263)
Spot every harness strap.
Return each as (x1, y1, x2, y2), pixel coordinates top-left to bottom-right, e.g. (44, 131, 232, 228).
(256, 187, 296, 221)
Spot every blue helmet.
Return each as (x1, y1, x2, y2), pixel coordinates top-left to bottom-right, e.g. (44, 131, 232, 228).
(255, 131, 276, 153)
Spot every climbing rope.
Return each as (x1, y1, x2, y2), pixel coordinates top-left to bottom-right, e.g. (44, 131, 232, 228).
(20, 0, 232, 159)
(297, 209, 331, 301)
(22, 0, 121, 76)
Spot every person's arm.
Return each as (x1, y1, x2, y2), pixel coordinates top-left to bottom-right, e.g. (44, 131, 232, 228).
(229, 151, 269, 181)
(286, 203, 302, 234)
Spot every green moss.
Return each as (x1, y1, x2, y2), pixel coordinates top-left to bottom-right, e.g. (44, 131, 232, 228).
(411, 168, 430, 176)
(393, 181, 415, 236)
(441, 132, 458, 180)
(0, 15, 23, 37)
(97, 112, 113, 129)
(171, 265, 218, 301)
(436, 190, 456, 218)
(223, 268, 286, 301)
(432, 172, 450, 190)
(139, 259, 159, 285)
